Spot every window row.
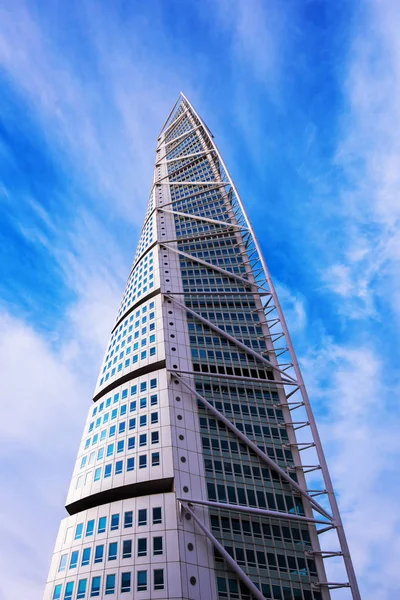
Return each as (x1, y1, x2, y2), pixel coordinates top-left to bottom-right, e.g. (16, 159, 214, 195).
(206, 481, 304, 515)
(76, 452, 161, 487)
(53, 568, 164, 599)
(214, 544, 317, 578)
(92, 379, 158, 417)
(89, 398, 158, 433)
(193, 360, 273, 381)
(105, 326, 156, 362)
(102, 334, 157, 372)
(110, 302, 156, 351)
(59, 536, 163, 571)
(195, 381, 279, 403)
(199, 416, 289, 443)
(216, 575, 320, 600)
(210, 514, 311, 547)
(100, 347, 157, 385)
(81, 431, 160, 468)
(74, 507, 162, 540)
(190, 334, 267, 354)
(201, 435, 294, 465)
(198, 400, 282, 426)
(84, 412, 159, 448)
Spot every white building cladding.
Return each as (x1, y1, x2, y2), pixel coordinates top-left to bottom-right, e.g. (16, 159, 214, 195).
(44, 94, 360, 600)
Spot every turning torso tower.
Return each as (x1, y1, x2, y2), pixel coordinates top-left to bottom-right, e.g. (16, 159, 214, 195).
(44, 94, 360, 600)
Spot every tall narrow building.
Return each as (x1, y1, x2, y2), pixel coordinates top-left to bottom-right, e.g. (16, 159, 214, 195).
(44, 94, 360, 600)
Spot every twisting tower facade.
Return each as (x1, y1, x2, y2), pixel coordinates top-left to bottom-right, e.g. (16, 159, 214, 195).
(44, 94, 360, 600)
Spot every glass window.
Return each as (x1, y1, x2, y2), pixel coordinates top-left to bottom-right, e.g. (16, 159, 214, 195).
(138, 509, 147, 526)
(94, 467, 101, 481)
(53, 585, 62, 600)
(81, 547, 91, 566)
(117, 440, 124, 453)
(152, 507, 162, 524)
(122, 540, 132, 558)
(137, 570, 147, 592)
(150, 394, 158, 406)
(151, 412, 158, 424)
(140, 382, 147, 393)
(150, 378, 157, 389)
(127, 457, 135, 471)
(115, 460, 123, 475)
(104, 464, 112, 478)
(140, 415, 147, 427)
(90, 576, 101, 597)
(128, 437, 135, 450)
(111, 514, 120, 530)
(69, 550, 78, 569)
(137, 538, 147, 557)
(94, 545, 104, 563)
(105, 574, 116, 596)
(139, 434, 147, 447)
(139, 455, 147, 469)
(154, 569, 164, 591)
(109, 425, 116, 437)
(121, 572, 131, 593)
(153, 536, 163, 555)
(119, 422, 126, 434)
(64, 582, 74, 600)
(58, 554, 67, 572)
(129, 417, 136, 430)
(140, 397, 147, 409)
(108, 542, 118, 561)
(151, 431, 159, 444)
(86, 520, 94, 537)
(107, 443, 114, 456)
(77, 579, 87, 600)
(75, 523, 83, 539)
(98, 516, 107, 533)
(124, 511, 133, 528)
(151, 452, 160, 466)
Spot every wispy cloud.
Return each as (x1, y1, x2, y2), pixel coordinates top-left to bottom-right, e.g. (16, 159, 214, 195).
(324, 0, 400, 323)
(301, 337, 400, 598)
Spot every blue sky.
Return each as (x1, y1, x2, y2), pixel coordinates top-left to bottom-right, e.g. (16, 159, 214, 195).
(1, 0, 400, 598)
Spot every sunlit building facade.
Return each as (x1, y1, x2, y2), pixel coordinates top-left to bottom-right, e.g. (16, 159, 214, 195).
(44, 94, 359, 600)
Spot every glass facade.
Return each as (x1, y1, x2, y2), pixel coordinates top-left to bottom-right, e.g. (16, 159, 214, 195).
(44, 95, 358, 600)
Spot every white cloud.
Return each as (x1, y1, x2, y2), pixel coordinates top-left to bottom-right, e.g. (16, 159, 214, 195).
(275, 281, 307, 333)
(0, 1, 181, 225)
(324, 0, 400, 322)
(0, 311, 91, 599)
(301, 338, 400, 599)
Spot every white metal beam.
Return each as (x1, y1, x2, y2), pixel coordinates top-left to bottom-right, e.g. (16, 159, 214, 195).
(159, 207, 247, 230)
(166, 294, 297, 384)
(173, 372, 332, 520)
(162, 243, 263, 291)
(176, 497, 330, 525)
(179, 502, 265, 600)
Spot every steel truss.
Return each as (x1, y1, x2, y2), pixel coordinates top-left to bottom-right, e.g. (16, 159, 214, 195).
(158, 93, 360, 599)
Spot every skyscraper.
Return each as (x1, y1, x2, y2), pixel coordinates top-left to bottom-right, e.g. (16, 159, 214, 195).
(44, 94, 360, 600)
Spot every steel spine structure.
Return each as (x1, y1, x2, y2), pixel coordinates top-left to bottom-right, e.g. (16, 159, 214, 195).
(44, 94, 360, 600)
